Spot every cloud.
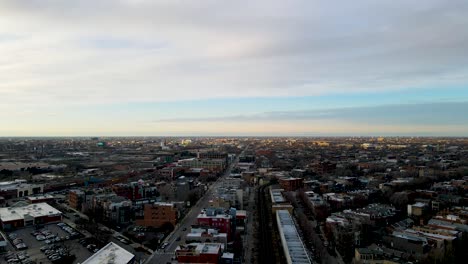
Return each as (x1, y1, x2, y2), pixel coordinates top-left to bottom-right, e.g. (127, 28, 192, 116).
(157, 102, 468, 126)
(0, 0, 467, 110)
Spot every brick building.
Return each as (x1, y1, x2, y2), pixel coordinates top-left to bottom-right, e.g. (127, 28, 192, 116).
(279, 177, 304, 191)
(136, 202, 178, 228)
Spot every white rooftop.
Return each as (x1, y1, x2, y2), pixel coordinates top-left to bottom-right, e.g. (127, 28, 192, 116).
(82, 242, 134, 264)
(0, 203, 61, 222)
(276, 210, 312, 264)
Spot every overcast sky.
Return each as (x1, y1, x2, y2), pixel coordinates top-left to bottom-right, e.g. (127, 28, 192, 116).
(1, 0, 467, 136)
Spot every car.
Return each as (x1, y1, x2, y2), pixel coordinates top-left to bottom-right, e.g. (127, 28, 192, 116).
(40, 246, 51, 252)
(50, 256, 62, 262)
(36, 235, 46, 241)
(48, 254, 59, 260)
(160, 242, 169, 249)
(45, 240, 52, 244)
(176, 236, 181, 241)
(87, 244, 97, 252)
(73, 213, 80, 217)
(182, 227, 187, 231)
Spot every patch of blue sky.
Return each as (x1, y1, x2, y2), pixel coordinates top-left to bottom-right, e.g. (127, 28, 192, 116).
(112, 86, 468, 115)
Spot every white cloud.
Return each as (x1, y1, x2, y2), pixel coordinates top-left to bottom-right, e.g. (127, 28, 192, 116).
(0, 0, 467, 110)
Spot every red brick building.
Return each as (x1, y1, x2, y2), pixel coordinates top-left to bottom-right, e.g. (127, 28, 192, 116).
(176, 243, 222, 264)
(279, 177, 304, 191)
(136, 202, 178, 228)
(197, 210, 232, 240)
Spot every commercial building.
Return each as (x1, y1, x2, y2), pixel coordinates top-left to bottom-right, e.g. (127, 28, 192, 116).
(0, 180, 43, 199)
(197, 209, 232, 240)
(276, 210, 311, 264)
(136, 202, 178, 228)
(175, 243, 223, 264)
(178, 158, 226, 173)
(186, 228, 228, 247)
(26, 194, 54, 204)
(82, 242, 135, 264)
(0, 203, 62, 230)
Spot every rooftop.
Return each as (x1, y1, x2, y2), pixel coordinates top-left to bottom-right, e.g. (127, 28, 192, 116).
(0, 203, 62, 222)
(276, 210, 312, 264)
(82, 242, 134, 264)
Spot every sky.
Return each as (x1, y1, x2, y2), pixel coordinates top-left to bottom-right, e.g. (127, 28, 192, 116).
(0, 0, 468, 136)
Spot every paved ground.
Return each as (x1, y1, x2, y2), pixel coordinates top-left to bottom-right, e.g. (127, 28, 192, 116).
(242, 185, 256, 264)
(4, 223, 93, 264)
(145, 150, 245, 264)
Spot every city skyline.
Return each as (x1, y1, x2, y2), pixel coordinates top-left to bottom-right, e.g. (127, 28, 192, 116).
(1, 0, 468, 136)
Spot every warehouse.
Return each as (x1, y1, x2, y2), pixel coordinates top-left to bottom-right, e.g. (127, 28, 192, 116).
(0, 203, 62, 230)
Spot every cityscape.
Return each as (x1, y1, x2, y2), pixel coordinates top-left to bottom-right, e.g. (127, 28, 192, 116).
(0, 137, 467, 264)
(1, 1, 468, 264)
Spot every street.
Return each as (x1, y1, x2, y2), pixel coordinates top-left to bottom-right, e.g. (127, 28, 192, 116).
(145, 150, 244, 264)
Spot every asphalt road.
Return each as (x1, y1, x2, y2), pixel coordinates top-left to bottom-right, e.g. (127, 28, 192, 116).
(145, 150, 244, 264)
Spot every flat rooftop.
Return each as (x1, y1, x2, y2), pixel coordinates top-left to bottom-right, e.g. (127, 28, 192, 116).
(276, 210, 312, 264)
(82, 242, 134, 264)
(0, 203, 62, 222)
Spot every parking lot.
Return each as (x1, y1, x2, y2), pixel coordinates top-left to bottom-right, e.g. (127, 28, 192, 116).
(3, 223, 93, 264)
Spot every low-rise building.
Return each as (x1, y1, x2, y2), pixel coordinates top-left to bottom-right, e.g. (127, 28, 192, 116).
(186, 228, 228, 247)
(82, 242, 135, 264)
(0, 203, 62, 230)
(136, 202, 178, 228)
(27, 194, 54, 204)
(197, 208, 232, 241)
(279, 177, 304, 191)
(175, 243, 223, 264)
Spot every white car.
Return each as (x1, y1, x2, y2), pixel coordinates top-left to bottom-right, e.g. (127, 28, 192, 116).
(36, 235, 46, 241)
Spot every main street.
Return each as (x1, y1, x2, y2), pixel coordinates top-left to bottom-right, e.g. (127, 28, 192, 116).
(145, 149, 245, 264)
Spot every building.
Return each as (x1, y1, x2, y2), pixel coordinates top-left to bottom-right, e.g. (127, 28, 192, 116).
(82, 242, 135, 264)
(175, 243, 223, 264)
(0, 203, 62, 230)
(279, 177, 304, 191)
(112, 181, 158, 201)
(276, 210, 311, 264)
(69, 189, 85, 210)
(178, 158, 226, 173)
(0, 180, 43, 199)
(186, 228, 228, 247)
(354, 248, 401, 264)
(198, 151, 228, 161)
(102, 198, 132, 225)
(27, 194, 54, 204)
(136, 202, 178, 228)
(197, 208, 232, 240)
(407, 202, 427, 217)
